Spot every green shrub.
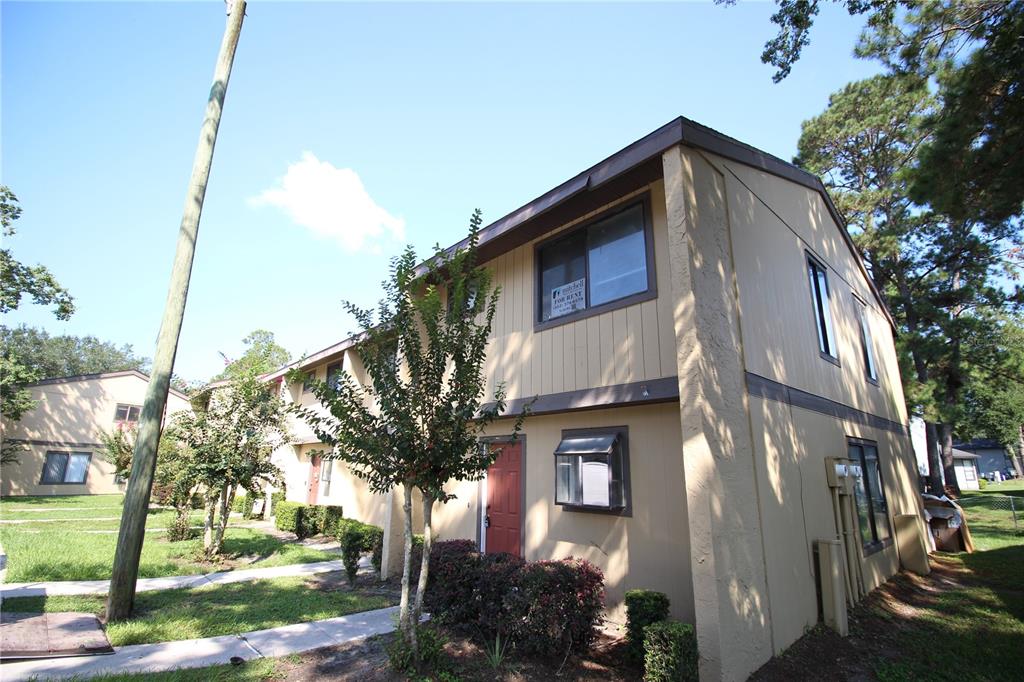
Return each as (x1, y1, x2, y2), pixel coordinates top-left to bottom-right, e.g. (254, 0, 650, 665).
(166, 509, 193, 542)
(386, 624, 447, 676)
(643, 621, 697, 682)
(979, 477, 989, 489)
(274, 501, 303, 536)
(231, 493, 247, 513)
(340, 524, 364, 585)
(271, 491, 286, 510)
(320, 505, 345, 536)
(625, 589, 671, 662)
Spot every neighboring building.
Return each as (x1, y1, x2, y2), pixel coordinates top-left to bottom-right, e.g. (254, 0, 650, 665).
(266, 117, 927, 682)
(954, 438, 1015, 479)
(950, 449, 981, 491)
(0, 370, 192, 496)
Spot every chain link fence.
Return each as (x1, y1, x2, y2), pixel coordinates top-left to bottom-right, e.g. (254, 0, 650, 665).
(957, 494, 1020, 531)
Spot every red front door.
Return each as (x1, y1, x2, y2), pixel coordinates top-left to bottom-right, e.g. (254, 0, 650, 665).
(307, 455, 322, 505)
(485, 441, 522, 556)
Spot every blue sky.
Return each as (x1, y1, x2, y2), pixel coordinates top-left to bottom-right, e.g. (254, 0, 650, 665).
(2, 1, 881, 382)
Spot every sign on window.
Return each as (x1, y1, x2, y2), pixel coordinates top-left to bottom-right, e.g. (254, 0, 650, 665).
(581, 460, 610, 507)
(551, 278, 586, 318)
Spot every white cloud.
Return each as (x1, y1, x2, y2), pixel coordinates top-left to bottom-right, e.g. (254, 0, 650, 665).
(250, 152, 404, 252)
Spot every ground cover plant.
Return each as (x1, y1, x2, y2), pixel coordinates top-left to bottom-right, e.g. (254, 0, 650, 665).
(4, 575, 395, 646)
(0, 525, 334, 583)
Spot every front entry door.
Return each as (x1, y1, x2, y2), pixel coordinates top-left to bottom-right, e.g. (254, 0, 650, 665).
(307, 455, 322, 505)
(485, 441, 522, 557)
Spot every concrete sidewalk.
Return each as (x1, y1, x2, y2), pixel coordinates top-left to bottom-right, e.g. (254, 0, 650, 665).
(1, 557, 369, 599)
(0, 605, 401, 681)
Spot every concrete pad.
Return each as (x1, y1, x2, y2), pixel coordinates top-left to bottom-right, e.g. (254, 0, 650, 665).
(1, 612, 113, 660)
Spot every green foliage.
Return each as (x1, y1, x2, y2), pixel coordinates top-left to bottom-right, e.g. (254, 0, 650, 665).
(625, 589, 671, 662)
(166, 509, 193, 542)
(213, 329, 291, 382)
(642, 620, 698, 682)
(0, 325, 147, 380)
(979, 477, 989, 490)
(386, 624, 447, 677)
(339, 524, 364, 585)
(274, 502, 303, 536)
(0, 186, 74, 320)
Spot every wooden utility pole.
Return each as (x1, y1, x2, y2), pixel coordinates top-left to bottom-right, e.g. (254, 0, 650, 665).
(107, 0, 247, 621)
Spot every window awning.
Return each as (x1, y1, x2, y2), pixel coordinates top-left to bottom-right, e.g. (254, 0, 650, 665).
(555, 434, 617, 455)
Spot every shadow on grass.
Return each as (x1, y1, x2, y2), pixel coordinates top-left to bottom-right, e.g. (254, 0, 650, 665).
(4, 578, 396, 646)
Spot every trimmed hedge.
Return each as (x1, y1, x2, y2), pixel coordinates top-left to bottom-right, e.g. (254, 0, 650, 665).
(625, 590, 671, 662)
(643, 621, 698, 682)
(424, 540, 605, 658)
(272, 501, 344, 539)
(274, 501, 303, 535)
(336, 518, 384, 583)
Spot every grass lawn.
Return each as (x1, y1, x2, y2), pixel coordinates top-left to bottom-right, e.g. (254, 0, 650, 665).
(86, 659, 281, 681)
(1, 494, 127, 520)
(3, 576, 395, 646)
(0, 525, 337, 583)
(754, 482, 1024, 681)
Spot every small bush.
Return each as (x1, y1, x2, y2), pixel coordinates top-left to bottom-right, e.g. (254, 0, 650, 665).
(340, 524, 364, 585)
(274, 501, 303, 536)
(979, 477, 989, 490)
(270, 490, 286, 510)
(424, 540, 480, 625)
(424, 541, 605, 659)
(320, 505, 345, 535)
(386, 624, 448, 676)
(643, 621, 698, 682)
(625, 589, 671, 661)
(166, 509, 193, 542)
(231, 493, 247, 513)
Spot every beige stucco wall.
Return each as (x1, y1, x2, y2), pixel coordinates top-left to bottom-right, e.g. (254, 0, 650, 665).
(432, 402, 694, 624)
(1, 373, 192, 496)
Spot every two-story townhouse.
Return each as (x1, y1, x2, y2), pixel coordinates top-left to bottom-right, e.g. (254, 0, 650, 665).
(0, 370, 193, 496)
(265, 117, 929, 682)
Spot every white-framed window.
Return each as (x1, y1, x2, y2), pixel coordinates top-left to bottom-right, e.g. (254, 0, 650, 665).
(114, 403, 142, 424)
(320, 457, 333, 497)
(40, 451, 92, 485)
(536, 200, 654, 328)
(554, 427, 630, 515)
(807, 254, 838, 363)
(855, 296, 879, 383)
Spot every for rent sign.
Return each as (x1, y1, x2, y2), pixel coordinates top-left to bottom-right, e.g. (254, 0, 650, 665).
(551, 278, 585, 318)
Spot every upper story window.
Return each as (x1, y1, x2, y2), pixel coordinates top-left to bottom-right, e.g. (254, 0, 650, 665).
(41, 451, 91, 485)
(114, 403, 141, 424)
(848, 438, 891, 553)
(326, 362, 344, 393)
(302, 370, 317, 393)
(806, 254, 838, 364)
(537, 200, 654, 328)
(554, 427, 631, 515)
(855, 296, 879, 384)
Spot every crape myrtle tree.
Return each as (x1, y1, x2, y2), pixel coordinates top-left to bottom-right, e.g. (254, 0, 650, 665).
(174, 371, 288, 557)
(295, 211, 528, 666)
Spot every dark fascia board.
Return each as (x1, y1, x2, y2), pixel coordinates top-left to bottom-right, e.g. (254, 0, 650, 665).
(421, 116, 896, 330)
(24, 369, 190, 401)
(483, 376, 680, 418)
(261, 333, 362, 382)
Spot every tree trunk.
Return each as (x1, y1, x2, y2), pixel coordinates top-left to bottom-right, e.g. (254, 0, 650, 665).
(940, 423, 961, 496)
(925, 422, 944, 496)
(212, 485, 236, 555)
(398, 482, 417, 657)
(412, 493, 434, 623)
(202, 488, 217, 552)
(1014, 425, 1024, 478)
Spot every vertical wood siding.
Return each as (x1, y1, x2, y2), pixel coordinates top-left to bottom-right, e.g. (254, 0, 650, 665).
(482, 181, 676, 403)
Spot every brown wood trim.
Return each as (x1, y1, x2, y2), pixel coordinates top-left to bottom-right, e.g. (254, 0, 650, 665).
(6, 439, 103, 449)
(554, 425, 632, 518)
(745, 372, 908, 436)
(486, 376, 679, 418)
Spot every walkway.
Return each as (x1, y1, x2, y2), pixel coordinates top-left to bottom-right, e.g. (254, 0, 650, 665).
(1, 605, 401, 681)
(1, 557, 369, 599)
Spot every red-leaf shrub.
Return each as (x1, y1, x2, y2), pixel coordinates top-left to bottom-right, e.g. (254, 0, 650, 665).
(425, 540, 605, 659)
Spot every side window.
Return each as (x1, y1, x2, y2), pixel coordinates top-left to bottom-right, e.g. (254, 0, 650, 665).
(554, 427, 630, 515)
(807, 255, 838, 363)
(537, 201, 652, 327)
(855, 296, 879, 384)
(848, 438, 891, 552)
(41, 451, 91, 484)
(114, 403, 142, 424)
(302, 369, 317, 393)
(326, 362, 344, 394)
(320, 458, 333, 497)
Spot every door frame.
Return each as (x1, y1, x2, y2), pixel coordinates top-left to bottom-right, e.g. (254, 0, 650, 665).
(307, 454, 322, 505)
(478, 434, 527, 558)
